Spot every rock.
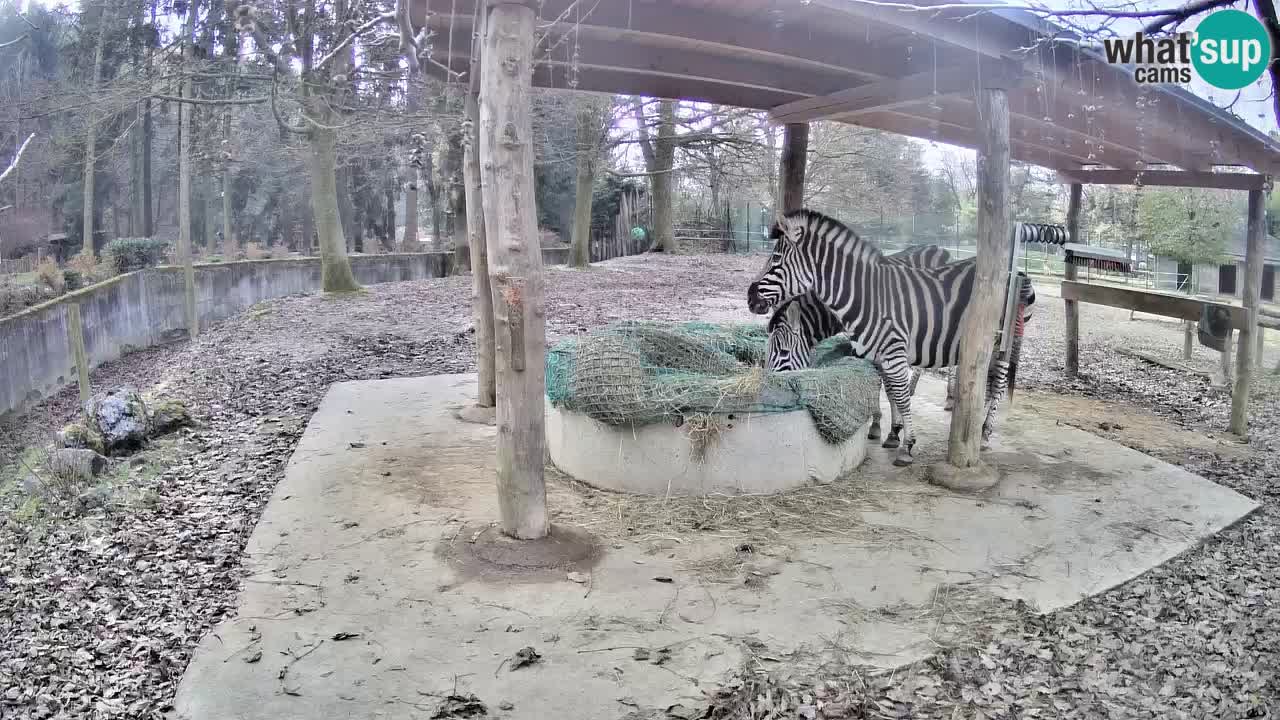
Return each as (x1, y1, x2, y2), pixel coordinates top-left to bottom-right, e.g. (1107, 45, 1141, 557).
(147, 398, 192, 437)
(57, 423, 105, 455)
(46, 448, 109, 485)
(74, 485, 113, 512)
(86, 389, 149, 456)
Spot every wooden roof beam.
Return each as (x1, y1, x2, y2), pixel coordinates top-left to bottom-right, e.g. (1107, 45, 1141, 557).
(803, 0, 1020, 59)
(770, 61, 1022, 124)
(848, 110, 1085, 172)
(1056, 169, 1271, 191)
(420, 0, 936, 82)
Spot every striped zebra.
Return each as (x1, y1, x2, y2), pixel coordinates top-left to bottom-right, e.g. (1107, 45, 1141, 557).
(766, 244, 951, 445)
(766, 272, 1035, 450)
(748, 208, 1035, 466)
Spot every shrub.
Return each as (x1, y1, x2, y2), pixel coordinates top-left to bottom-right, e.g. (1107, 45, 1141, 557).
(35, 258, 65, 293)
(104, 237, 170, 273)
(0, 279, 55, 316)
(66, 252, 112, 283)
(62, 269, 84, 291)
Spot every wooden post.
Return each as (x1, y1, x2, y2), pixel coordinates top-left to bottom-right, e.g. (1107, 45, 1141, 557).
(1064, 182, 1082, 377)
(1230, 187, 1266, 436)
(464, 90, 496, 409)
(946, 87, 1010, 470)
(66, 303, 90, 406)
(1257, 327, 1265, 370)
(478, 1, 548, 539)
(1220, 329, 1234, 384)
(778, 123, 809, 212)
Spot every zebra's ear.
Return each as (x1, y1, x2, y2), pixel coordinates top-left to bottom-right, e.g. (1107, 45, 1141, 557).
(769, 222, 785, 241)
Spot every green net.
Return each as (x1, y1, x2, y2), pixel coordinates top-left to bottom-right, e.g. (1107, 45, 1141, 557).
(545, 321, 881, 443)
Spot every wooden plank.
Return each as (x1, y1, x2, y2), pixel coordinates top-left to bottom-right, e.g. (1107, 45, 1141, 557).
(478, 2, 548, 539)
(779, 123, 808, 212)
(849, 110, 1084, 172)
(1231, 188, 1266, 435)
(1064, 183, 1082, 378)
(1060, 280, 1250, 328)
(1116, 347, 1212, 380)
(947, 87, 1011, 470)
(769, 62, 1021, 124)
(1057, 169, 1269, 192)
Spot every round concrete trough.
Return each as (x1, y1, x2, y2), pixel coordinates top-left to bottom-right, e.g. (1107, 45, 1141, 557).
(545, 400, 870, 496)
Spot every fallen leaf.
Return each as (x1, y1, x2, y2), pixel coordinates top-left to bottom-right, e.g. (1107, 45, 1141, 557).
(566, 571, 589, 584)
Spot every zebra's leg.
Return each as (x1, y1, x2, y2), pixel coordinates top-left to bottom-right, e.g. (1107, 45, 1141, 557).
(944, 368, 956, 411)
(867, 363, 885, 440)
(879, 359, 917, 466)
(883, 367, 921, 449)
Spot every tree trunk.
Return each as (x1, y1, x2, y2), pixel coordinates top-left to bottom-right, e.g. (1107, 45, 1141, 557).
(465, 92, 496, 408)
(308, 126, 361, 292)
(177, 0, 199, 336)
(1064, 183, 1082, 377)
(1230, 188, 1266, 436)
(479, 3, 548, 539)
(336, 164, 356, 252)
(82, 7, 109, 257)
(403, 169, 419, 251)
(946, 87, 1010, 470)
(221, 88, 235, 259)
(448, 132, 469, 272)
(779, 123, 809, 213)
(142, 96, 153, 237)
(633, 98, 676, 252)
(570, 102, 602, 268)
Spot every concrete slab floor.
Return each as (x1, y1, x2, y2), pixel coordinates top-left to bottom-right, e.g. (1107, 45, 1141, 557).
(171, 373, 1259, 720)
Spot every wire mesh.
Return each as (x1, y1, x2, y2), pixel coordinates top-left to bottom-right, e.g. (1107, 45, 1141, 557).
(545, 321, 881, 444)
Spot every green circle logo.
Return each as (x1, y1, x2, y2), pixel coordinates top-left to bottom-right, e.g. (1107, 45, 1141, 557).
(1192, 9, 1271, 90)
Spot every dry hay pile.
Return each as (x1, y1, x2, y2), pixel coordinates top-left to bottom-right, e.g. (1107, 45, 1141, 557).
(545, 321, 880, 444)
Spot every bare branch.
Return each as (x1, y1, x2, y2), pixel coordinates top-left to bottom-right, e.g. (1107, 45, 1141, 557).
(152, 94, 270, 106)
(0, 34, 27, 50)
(315, 11, 397, 69)
(395, 0, 419, 75)
(0, 133, 35, 185)
(1143, 0, 1238, 32)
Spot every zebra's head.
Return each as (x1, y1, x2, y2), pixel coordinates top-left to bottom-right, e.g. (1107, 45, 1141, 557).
(748, 211, 816, 315)
(766, 301, 808, 371)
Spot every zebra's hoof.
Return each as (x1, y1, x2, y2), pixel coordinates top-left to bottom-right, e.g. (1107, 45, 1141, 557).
(943, 401, 954, 412)
(867, 428, 881, 440)
(881, 437, 901, 449)
(892, 454, 914, 467)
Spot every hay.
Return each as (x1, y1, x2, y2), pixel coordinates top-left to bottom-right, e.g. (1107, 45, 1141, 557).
(547, 465, 911, 544)
(545, 321, 880, 444)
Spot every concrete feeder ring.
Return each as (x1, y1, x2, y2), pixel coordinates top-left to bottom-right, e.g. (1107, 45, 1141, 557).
(545, 403, 870, 496)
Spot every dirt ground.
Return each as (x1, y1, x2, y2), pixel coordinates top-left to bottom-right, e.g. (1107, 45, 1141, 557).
(1, 252, 1279, 718)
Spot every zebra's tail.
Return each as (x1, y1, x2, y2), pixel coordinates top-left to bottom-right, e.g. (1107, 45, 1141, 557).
(1008, 300, 1026, 404)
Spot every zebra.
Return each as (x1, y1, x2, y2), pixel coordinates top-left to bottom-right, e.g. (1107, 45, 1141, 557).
(747, 208, 1035, 467)
(766, 272, 1035, 450)
(766, 244, 952, 445)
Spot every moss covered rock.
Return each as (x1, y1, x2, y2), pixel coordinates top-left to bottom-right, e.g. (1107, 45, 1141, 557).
(86, 389, 149, 456)
(148, 398, 192, 437)
(57, 423, 106, 455)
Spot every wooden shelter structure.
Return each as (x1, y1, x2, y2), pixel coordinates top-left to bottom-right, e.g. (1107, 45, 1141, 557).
(414, 0, 1280, 536)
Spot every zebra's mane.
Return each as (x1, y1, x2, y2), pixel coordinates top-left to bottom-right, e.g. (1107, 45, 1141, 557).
(780, 208, 886, 262)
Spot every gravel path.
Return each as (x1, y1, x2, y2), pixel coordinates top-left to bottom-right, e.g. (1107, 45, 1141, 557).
(2, 253, 1278, 718)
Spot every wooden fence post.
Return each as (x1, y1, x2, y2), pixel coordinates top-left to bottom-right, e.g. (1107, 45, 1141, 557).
(479, 1, 548, 539)
(1064, 183, 1082, 377)
(66, 303, 90, 406)
(1230, 187, 1265, 436)
(464, 90, 496, 409)
(941, 86, 1011, 478)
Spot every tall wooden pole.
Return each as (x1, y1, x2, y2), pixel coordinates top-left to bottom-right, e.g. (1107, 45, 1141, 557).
(465, 90, 496, 408)
(779, 123, 809, 212)
(946, 87, 1010, 470)
(478, 1, 548, 539)
(1064, 183, 1082, 377)
(1230, 187, 1266, 436)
